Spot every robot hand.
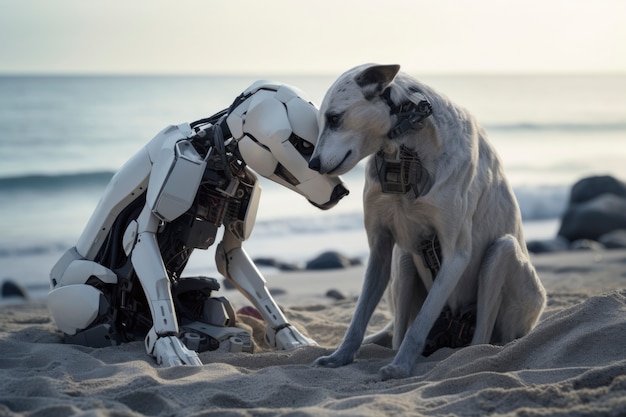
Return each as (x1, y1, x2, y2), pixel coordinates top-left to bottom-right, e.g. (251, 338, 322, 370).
(268, 324, 317, 350)
(146, 328, 202, 366)
(216, 231, 319, 351)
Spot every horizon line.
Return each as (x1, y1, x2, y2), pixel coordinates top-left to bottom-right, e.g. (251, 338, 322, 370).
(1, 69, 625, 77)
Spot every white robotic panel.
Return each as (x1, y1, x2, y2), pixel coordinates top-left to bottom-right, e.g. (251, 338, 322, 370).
(57, 260, 117, 286)
(48, 285, 104, 335)
(284, 95, 319, 145)
(236, 137, 277, 177)
(147, 140, 206, 222)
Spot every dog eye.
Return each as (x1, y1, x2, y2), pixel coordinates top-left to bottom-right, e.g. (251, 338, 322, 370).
(326, 113, 342, 129)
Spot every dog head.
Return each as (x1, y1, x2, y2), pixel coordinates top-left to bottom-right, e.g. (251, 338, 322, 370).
(308, 64, 401, 176)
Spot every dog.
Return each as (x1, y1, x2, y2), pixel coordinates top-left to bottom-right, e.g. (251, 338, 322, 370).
(308, 64, 547, 380)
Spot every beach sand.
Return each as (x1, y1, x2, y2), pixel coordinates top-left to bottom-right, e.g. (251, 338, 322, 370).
(1, 249, 626, 416)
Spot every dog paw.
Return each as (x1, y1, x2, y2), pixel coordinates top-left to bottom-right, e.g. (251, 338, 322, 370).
(313, 353, 352, 368)
(379, 364, 410, 380)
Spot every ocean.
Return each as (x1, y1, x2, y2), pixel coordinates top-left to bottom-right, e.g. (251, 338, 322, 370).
(1, 74, 625, 297)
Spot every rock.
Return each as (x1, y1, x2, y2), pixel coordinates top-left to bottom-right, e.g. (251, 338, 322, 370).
(569, 239, 605, 251)
(325, 289, 346, 300)
(597, 229, 626, 249)
(253, 257, 301, 272)
(557, 193, 626, 241)
(526, 237, 569, 254)
(275, 263, 301, 272)
(254, 257, 280, 267)
(305, 251, 360, 270)
(569, 175, 626, 204)
(1, 280, 28, 299)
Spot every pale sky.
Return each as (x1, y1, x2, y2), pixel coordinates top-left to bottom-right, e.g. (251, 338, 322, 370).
(0, 0, 624, 75)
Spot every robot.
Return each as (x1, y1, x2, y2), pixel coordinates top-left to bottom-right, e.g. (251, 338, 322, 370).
(47, 81, 349, 366)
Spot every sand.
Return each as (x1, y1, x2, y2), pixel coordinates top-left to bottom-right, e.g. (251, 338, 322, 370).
(1, 249, 626, 416)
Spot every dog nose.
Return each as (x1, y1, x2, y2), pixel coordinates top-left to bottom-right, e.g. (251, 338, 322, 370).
(308, 156, 321, 172)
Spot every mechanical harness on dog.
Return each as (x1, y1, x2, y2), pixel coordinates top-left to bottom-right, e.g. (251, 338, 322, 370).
(376, 85, 475, 354)
(375, 146, 425, 196)
(419, 234, 442, 279)
(375, 88, 442, 279)
(374, 147, 442, 277)
(381, 87, 432, 139)
(375, 87, 433, 196)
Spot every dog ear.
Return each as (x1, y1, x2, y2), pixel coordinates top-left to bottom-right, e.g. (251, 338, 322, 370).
(355, 64, 401, 94)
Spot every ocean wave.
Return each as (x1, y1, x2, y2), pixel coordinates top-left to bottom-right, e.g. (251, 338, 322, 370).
(0, 204, 562, 262)
(251, 184, 570, 236)
(514, 185, 569, 220)
(0, 183, 571, 260)
(0, 242, 70, 258)
(253, 213, 365, 237)
(486, 121, 626, 132)
(0, 171, 114, 192)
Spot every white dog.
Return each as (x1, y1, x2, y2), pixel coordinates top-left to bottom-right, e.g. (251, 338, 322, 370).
(308, 64, 546, 380)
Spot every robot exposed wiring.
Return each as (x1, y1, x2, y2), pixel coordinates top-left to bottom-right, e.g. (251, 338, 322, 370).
(48, 81, 349, 366)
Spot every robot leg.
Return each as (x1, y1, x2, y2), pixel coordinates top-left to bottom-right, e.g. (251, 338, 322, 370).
(48, 283, 114, 346)
(48, 248, 119, 347)
(216, 241, 317, 350)
(172, 277, 254, 354)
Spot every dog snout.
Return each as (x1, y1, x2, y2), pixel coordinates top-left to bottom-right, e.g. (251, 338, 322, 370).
(309, 156, 321, 172)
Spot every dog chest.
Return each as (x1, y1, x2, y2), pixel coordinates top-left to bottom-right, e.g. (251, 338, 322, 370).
(365, 189, 437, 254)
(392, 214, 434, 253)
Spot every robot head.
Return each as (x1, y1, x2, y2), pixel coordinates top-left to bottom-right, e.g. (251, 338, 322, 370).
(225, 81, 349, 210)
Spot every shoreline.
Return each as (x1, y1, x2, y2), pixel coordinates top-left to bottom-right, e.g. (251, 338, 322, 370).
(0, 217, 561, 303)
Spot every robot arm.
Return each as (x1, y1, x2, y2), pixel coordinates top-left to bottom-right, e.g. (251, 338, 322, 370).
(129, 204, 202, 366)
(212, 82, 348, 349)
(132, 126, 216, 365)
(216, 229, 316, 350)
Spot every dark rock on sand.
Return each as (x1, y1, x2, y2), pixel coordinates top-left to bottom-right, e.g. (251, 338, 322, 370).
(305, 251, 362, 270)
(598, 230, 626, 249)
(558, 193, 626, 241)
(527, 175, 626, 253)
(1, 280, 28, 299)
(570, 239, 605, 251)
(527, 237, 570, 254)
(568, 175, 626, 204)
(325, 289, 346, 300)
(253, 257, 301, 271)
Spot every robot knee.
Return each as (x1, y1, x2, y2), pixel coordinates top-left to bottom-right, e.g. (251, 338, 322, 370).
(48, 284, 115, 347)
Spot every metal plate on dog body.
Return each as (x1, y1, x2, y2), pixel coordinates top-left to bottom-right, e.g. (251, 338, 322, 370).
(375, 146, 425, 197)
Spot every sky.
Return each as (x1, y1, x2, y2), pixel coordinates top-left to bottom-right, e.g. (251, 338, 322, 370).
(0, 0, 624, 75)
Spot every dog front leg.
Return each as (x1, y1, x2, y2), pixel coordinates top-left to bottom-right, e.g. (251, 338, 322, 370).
(314, 233, 394, 368)
(391, 249, 427, 350)
(379, 250, 471, 380)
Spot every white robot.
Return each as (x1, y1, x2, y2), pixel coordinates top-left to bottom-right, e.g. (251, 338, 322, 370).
(48, 81, 349, 366)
